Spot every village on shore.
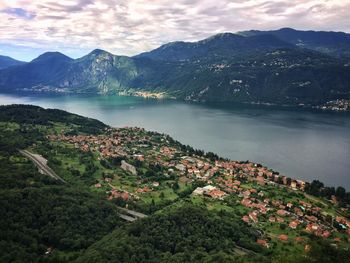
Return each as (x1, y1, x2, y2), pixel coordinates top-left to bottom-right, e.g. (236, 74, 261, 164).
(48, 127, 350, 248)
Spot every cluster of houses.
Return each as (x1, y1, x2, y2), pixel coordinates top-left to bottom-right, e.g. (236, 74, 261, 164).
(237, 185, 348, 244)
(192, 185, 227, 200)
(213, 160, 307, 191)
(317, 99, 350, 112)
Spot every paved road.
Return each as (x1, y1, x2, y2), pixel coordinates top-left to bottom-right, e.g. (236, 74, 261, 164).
(20, 150, 148, 222)
(119, 214, 137, 222)
(116, 206, 147, 219)
(19, 150, 66, 184)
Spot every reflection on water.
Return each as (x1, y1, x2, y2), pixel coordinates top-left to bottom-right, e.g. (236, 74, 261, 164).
(1, 93, 350, 189)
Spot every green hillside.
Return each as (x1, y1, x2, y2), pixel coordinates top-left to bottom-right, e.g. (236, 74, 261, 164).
(1, 105, 350, 262)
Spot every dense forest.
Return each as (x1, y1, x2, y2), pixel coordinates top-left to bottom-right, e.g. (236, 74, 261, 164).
(0, 143, 123, 262)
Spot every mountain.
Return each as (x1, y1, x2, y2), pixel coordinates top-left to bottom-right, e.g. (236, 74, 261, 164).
(66, 49, 138, 93)
(0, 52, 73, 92)
(0, 55, 26, 69)
(0, 50, 137, 93)
(135, 33, 293, 61)
(239, 28, 350, 57)
(0, 29, 350, 105)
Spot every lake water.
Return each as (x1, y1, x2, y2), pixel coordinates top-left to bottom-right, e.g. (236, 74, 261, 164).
(1, 93, 350, 189)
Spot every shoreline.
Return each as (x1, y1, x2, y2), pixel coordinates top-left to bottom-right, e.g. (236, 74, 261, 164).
(1, 90, 349, 113)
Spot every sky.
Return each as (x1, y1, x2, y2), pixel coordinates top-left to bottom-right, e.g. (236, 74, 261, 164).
(1, 0, 350, 61)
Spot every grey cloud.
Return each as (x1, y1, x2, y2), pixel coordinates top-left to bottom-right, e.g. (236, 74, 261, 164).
(1, 0, 350, 59)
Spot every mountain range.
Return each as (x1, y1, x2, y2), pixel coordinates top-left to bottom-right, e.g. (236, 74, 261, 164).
(1, 28, 350, 105)
(0, 55, 25, 70)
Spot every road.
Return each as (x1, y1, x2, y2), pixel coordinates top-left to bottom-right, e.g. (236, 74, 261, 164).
(118, 214, 137, 222)
(20, 150, 148, 222)
(19, 149, 66, 184)
(116, 206, 147, 219)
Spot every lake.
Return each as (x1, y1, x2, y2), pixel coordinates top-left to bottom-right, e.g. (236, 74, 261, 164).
(1, 93, 350, 189)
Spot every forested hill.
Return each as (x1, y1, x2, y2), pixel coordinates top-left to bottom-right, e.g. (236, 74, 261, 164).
(0, 55, 25, 70)
(0, 29, 350, 105)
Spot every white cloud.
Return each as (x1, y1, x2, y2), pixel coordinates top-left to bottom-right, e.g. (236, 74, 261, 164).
(0, 0, 350, 58)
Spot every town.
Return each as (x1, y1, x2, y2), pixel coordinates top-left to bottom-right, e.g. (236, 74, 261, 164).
(48, 127, 350, 249)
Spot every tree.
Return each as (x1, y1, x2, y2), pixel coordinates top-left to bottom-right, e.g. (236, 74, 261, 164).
(335, 186, 346, 199)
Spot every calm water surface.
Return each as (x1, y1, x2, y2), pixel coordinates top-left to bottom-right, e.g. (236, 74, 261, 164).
(1, 94, 349, 189)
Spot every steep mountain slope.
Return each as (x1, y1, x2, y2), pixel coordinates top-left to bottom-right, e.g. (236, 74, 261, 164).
(239, 28, 350, 57)
(0, 55, 26, 69)
(134, 48, 350, 104)
(135, 33, 293, 61)
(55, 49, 138, 93)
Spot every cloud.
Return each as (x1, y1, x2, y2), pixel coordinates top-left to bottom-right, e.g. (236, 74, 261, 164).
(0, 0, 350, 60)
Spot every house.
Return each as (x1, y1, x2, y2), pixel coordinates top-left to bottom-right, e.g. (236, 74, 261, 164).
(269, 216, 276, 223)
(304, 244, 311, 252)
(133, 154, 144, 161)
(207, 189, 227, 199)
(279, 234, 288, 241)
(203, 185, 216, 192)
(322, 231, 331, 238)
(248, 211, 259, 223)
(108, 189, 129, 201)
(121, 160, 137, 175)
(257, 239, 269, 248)
(295, 237, 304, 243)
(243, 190, 251, 197)
(286, 202, 293, 209)
(306, 223, 319, 232)
(305, 215, 318, 222)
(152, 182, 160, 187)
(289, 220, 299, 229)
(45, 247, 53, 255)
(175, 164, 186, 172)
(192, 187, 205, 196)
(256, 176, 265, 186)
(241, 198, 252, 207)
(276, 217, 285, 223)
(136, 186, 152, 193)
(242, 215, 250, 223)
(277, 210, 289, 217)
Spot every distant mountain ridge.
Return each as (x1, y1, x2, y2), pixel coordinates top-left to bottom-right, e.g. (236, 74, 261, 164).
(0, 55, 26, 69)
(238, 28, 350, 57)
(135, 33, 293, 61)
(0, 28, 350, 105)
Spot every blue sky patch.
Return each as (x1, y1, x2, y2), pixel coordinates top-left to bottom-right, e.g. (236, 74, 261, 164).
(1, 7, 36, 20)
